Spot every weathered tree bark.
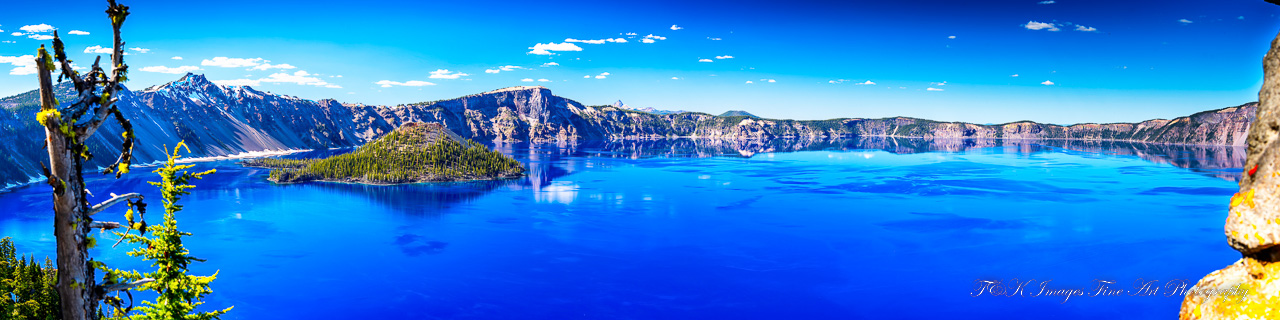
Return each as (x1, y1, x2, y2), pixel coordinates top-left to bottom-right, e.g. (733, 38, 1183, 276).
(33, 1, 148, 319)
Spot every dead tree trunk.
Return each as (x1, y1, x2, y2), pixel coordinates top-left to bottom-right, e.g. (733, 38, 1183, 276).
(33, 1, 151, 319)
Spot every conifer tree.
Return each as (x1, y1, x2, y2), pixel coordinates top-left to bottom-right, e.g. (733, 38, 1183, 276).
(102, 142, 231, 320)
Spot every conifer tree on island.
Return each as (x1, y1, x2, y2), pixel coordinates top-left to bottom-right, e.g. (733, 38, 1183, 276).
(28, 1, 154, 319)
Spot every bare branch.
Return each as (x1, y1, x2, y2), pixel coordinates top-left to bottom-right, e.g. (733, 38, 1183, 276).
(89, 221, 124, 230)
(99, 278, 153, 293)
(87, 192, 142, 216)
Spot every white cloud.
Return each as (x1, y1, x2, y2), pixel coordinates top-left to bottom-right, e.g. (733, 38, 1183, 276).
(19, 24, 54, 33)
(129, 47, 150, 53)
(932, 81, 947, 86)
(521, 78, 534, 82)
(927, 88, 944, 91)
(324, 84, 342, 88)
(600, 72, 610, 76)
(948, 35, 956, 39)
(715, 55, 734, 59)
(83, 45, 113, 54)
(1239, 16, 1245, 20)
(259, 70, 334, 87)
(250, 63, 296, 70)
(542, 62, 559, 67)
(1075, 25, 1097, 32)
(671, 77, 680, 80)
(428, 69, 469, 79)
(202, 57, 264, 68)
(1041, 80, 1055, 85)
(171, 56, 183, 60)
(1179, 19, 1193, 24)
(625, 32, 637, 36)
(857, 80, 876, 85)
(9, 32, 22, 37)
(376, 80, 435, 87)
(670, 25, 683, 31)
(537, 79, 550, 82)
(762, 79, 776, 83)
(642, 38, 656, 43)
(527, 42, 582, 55)
(829, 79, 849, 84)
(708, 37, 722, 41)
(140, 65, 200, 74)
(1024, 21, 1060, 32)
(28, 34, 53, 40)
(67, 30, 89, 35)
(565, 38, 628, 44)
(583, 75, 590, 78)
(645, 34, 666, 40)
(745, 81, 754, 84)
(0, 55, 36, 75)
(213, 79, 260, 86)
(594, 72, 608, 79)
(1038, 0, 1055, 4)
(698, 59, 713, 62)
(485, 65, 523, 73)
(1011, 74, 1019, 77)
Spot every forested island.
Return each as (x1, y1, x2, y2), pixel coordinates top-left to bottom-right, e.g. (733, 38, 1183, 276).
(242, 122, 525, 184)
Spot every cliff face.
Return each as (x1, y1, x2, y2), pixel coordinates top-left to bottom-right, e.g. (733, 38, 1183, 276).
(1180, 31, 1280, 319)
(0, 73, 1259, 187)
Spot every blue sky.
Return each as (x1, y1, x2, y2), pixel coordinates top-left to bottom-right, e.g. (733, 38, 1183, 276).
(1, 0, 1278, 124)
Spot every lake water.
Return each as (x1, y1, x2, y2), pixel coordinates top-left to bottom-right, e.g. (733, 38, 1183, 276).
(0, 138, 1246, 319)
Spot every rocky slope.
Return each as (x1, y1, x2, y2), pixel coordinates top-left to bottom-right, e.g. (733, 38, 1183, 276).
(0, 73, 1259, 187)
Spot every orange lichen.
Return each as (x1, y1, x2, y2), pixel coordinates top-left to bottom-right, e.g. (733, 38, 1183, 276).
(1206, 260, 1280, 318)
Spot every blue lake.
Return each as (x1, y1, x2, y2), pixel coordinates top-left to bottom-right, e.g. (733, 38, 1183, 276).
(0, 138, 1247, 319)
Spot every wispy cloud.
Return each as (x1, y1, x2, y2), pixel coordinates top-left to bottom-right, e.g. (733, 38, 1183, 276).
(521, 78, 534, 82)
(829, 79, 849, 84)
(28, 34, 53, 40)
(250, 63, 296, 71)
(565, 38, 627, 44)
(671, 77, 680, 80)
(0, 55, 36, 75)
(760, 79, 776, 83)
(927, 87, 944, 91)
(1011, 74, 1019, 77)
(67, 30, 89, 35)
(140, 65, 201, 74)
(1038, 0, 1055, 4)
(698, 59, 713, 62)
(670, 25, 683, 31)
(715, 55, 734, 59)
(645, 34, 667, 40)
(202, 57, 265, 68)
(1041, 80, 1055, 85)
(428, 69, 469, 79)
(745, 81, 754, 84)
(708, 37, 722, 41)
(83, 45, 113, 54)
(542, 62, 559, 67)
(376, 80, 435, 87)
(129, 47, 150, 53)
(1075, 25, 1097, 32)
(260, 70, 337, 87)
(537, 79, 551, 82)
(485, 65, 524, 73)
(1179, 19, 1193, 24)
(1024, 21, 1060, 32)
(19, 24, 54, 33)
(171, 56, 183, 60)
(528, 42, 583, 55)
(9, 32, 22, 37)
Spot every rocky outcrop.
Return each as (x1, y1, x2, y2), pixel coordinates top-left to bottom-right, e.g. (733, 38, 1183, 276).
(0, 73, 1261, 187)
(1179, 30, 1280, 319)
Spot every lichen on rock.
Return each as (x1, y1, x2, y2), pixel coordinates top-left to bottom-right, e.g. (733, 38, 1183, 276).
(1180, 26, 1280, 320)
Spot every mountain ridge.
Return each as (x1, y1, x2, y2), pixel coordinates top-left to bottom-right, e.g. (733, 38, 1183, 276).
(0, 73, 1257, 187)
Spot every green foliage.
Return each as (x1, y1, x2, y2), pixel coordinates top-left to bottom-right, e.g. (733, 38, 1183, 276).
(0, 237, 60, 320)
(104, 141, 231, 320)
(258, 124, 525, 184)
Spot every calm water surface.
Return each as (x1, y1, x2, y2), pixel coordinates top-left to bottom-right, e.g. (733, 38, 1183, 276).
(0, 138, 1245, 319)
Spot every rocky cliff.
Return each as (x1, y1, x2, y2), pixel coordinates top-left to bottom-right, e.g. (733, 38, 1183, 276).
(0, 73, 1260, 187)
(1180, 29, 1280, 319)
